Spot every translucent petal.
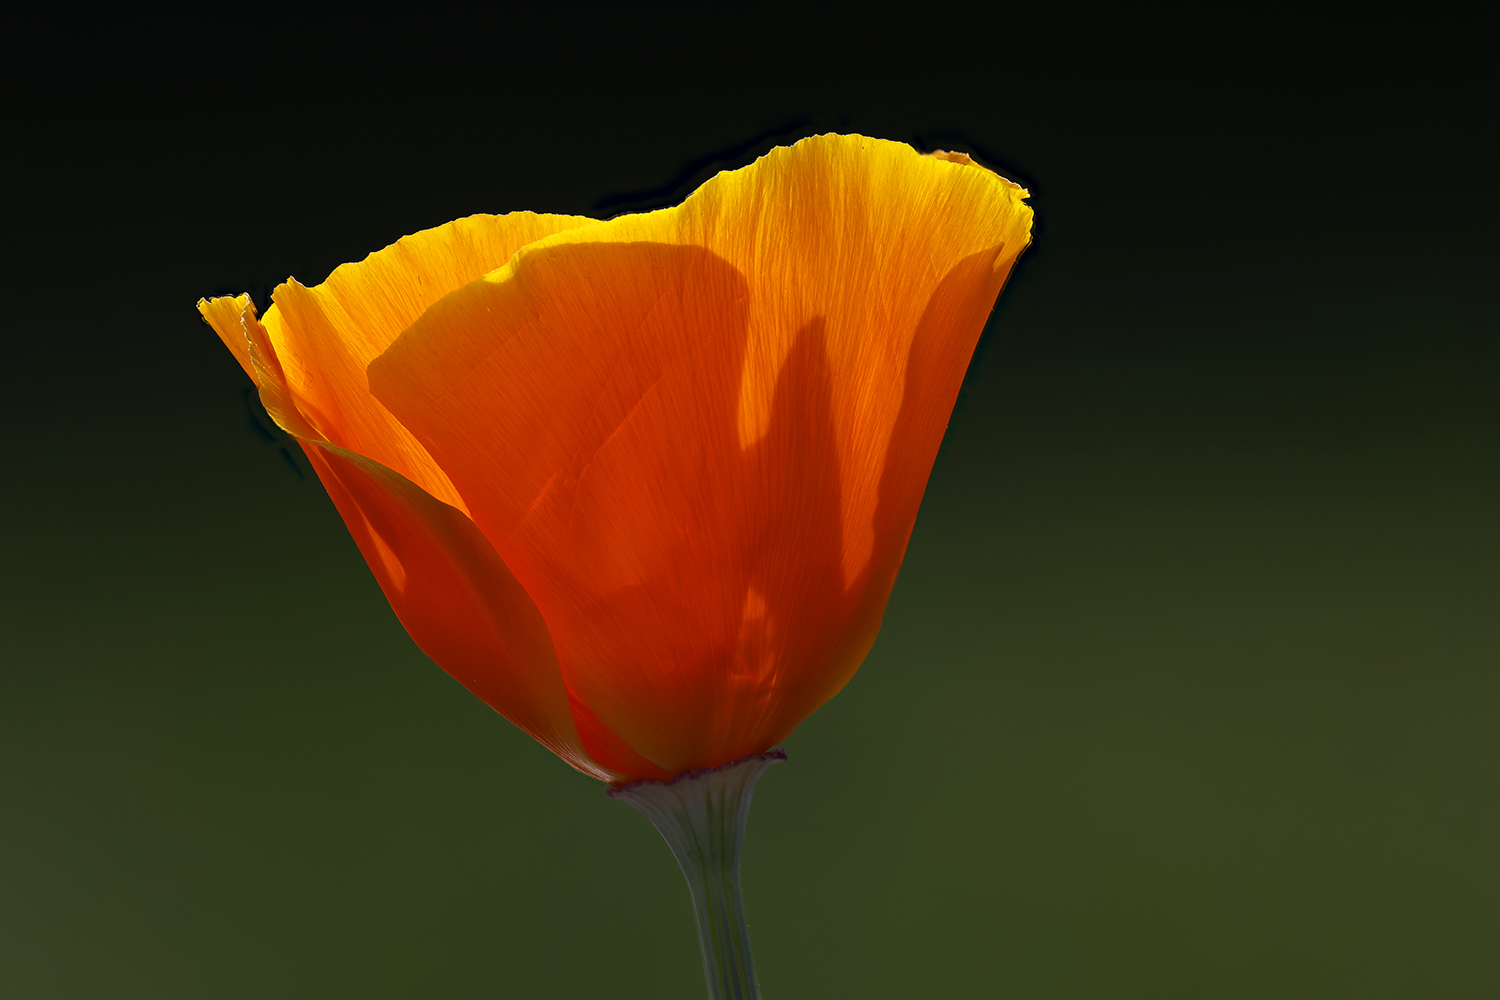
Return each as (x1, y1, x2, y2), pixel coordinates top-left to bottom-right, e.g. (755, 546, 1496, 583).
(372, 136, 1032, 775)
(265, 212, 595, 510)
(199, 293, 602, 778)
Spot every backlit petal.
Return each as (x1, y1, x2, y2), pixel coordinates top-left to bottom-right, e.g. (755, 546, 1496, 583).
(371, 135, 1032, 776)
(264, 212, 596, 510)
(527, 137, 1031, 587)
(199, 293, 602, 778)
(305, 442, 610, 781)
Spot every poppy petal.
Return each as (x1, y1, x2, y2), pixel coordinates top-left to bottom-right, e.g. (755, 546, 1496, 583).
(264, 212, 596, 510)
(199, 294, 604, 779)
(370, 243, 754, 775)
(304, 441, 611, 781)
(371, 134, 1032, 776)
(526, 136, 1032, 590)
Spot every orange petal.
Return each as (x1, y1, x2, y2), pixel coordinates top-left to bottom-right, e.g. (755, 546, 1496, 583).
(530, 135, 1031, 589)
(199, 293, 317, 440)
(199, 294, 606, 780)
(263, 212, 596, 510)
(303, 441, 611, 781)
(371, 134, 1032, 777)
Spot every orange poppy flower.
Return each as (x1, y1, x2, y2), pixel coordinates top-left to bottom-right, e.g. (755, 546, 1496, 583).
(200, 134, 1032, 785)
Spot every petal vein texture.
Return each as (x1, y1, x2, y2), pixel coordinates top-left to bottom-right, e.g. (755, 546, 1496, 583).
(368, 135, 1032, 779)
(200, 213, 612, 780)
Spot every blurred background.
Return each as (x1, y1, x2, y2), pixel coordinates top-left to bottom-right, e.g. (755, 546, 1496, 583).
(3, 10, 1495, 998)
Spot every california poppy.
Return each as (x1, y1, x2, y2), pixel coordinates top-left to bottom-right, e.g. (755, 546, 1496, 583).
(201, 133, 1031, 996)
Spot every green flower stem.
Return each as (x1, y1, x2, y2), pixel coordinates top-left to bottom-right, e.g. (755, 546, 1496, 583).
(610, 750, 786, 1000)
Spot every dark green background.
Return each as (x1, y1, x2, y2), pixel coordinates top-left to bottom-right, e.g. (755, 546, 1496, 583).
(4, 12, 1495, 997)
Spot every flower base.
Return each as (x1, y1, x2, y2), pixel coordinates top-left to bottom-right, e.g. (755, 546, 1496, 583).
(609, 750, 787, 1000)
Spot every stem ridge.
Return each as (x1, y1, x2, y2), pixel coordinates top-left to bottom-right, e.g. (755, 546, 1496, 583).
(610, 750, 786, 1000)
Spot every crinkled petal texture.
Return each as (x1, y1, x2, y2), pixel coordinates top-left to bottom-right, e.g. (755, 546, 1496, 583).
(199, 213, 615, 780)
(370, 136, 1033, 780)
